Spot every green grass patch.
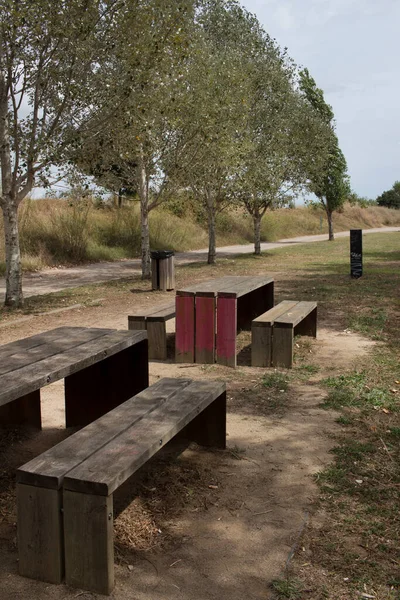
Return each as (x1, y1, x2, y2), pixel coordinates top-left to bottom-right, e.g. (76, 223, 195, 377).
(271, 577, 303, 599)
(262, 372, 290, 392)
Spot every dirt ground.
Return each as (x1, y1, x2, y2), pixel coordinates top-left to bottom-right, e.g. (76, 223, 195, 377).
(0, 284, 375, 600)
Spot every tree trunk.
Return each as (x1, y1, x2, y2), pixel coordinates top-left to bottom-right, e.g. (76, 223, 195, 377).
(138, 152, 151, 279)
(327, 208, 334, 241)
(206, 195, 216, 265)
(2, 200, 23, 307)
(0, 67, 24, 307)
(253, 212, 261, 255)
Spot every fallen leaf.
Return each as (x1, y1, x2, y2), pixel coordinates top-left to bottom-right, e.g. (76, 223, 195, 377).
(208, 484, 218, 489)
(355, 479, 363, 484)
(382, 408, 390, 414)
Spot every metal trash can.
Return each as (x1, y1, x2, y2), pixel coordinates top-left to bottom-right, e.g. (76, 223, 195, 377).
(151, 250, 175, 291)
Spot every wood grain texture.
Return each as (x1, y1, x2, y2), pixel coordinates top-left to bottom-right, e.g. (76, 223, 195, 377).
(274, 301, 317, 328)
(64, 490, 114, 594)
(195, 296, 215, 364)
(17, 484, 64, 583)
(175, 295, 195, 363)
(252, 301, 298, 326)
(251, 324, 272, 367)
(216, 297, 237, 367)
(0, 328, 148, 408)
(64, 380, 226, 496)
(0, 390, 41, 429)
(147, 321, 167, 360)
(17, 378, 192, 490)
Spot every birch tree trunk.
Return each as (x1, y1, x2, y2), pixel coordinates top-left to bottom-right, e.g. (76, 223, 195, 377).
(206, 193, 216, 265)
(138, 151, 151, 278)
(253, 211, 262, 255)
(0, 68, 24, 307)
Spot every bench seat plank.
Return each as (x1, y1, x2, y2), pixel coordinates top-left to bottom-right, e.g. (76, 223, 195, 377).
(251, 301, 298, 367)
(17, 378, 192, 490)
(274, 301, 317, 328)
(0, 327, 91, 361)
(252, 301, 298, 326)
(64, 380, 226, 497)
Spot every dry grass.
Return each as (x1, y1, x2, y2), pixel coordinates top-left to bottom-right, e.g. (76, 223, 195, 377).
(0, 198, 399, 274)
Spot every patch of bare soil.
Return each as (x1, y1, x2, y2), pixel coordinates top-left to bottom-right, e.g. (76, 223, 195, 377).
(0, 291, 376, 600)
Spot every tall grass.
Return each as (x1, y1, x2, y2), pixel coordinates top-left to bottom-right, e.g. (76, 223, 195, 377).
(0, 198, 398, 273)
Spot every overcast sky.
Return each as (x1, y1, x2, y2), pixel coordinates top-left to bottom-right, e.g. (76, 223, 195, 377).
(240, 0, 400, 199)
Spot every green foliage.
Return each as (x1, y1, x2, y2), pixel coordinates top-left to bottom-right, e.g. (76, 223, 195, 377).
(262, 372, 289, 391)
(376, 181, 400, 209)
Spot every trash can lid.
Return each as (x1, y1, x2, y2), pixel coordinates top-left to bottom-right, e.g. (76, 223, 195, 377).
(150, 250, 175, 259)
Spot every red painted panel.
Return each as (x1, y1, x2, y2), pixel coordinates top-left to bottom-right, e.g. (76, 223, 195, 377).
(195, 296, 215, 364)
(175, 295, 195, 362)
(216, 297, 237, 367)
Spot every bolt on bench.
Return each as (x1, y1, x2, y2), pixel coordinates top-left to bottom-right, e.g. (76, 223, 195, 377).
(17, 377, 226, 595)
(128, 302, 175, 360)
(252, 301, 317, 368)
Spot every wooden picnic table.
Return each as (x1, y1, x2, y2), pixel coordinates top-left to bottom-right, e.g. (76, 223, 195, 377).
(175, 275, 274, 367)
(0, 326, 149, 429)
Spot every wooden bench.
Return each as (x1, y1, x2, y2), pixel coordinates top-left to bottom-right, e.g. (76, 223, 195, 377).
(252, 301, 317, 368)
(128, 302, 175, 360)
(17, 378, 226, 595)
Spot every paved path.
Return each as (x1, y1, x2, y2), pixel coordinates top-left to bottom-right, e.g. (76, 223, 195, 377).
(0, 227, 398, 301)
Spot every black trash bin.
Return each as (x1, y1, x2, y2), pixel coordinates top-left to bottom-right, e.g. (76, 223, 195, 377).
(151, 250, 175, 291)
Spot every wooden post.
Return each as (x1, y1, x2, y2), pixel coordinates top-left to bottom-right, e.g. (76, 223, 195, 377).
(272, 326, 293, 368)
(65, 339, 149, 427)
(175, 294, 195, 363)
(195, 294, 216, 364)
(17, 484, 64, 583)
(216, 296, 237, 367)
(147, 321, 167, 360)
(251, 324, 273, 367)
(0, 390, 41, 429)
(188, 392, 226, 448)
(64, 490, 114, 595)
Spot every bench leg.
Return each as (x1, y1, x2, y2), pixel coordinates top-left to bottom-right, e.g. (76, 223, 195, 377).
(195, 296, 215, 364)
(295, 307, 317, 338)
(0, 390, 41, 429)
(273, 326, 294, 368)
(65, 339, 149, 427)
(251, 324, 272, 367)
(17, 483, 63, 583)
(128, 318, 146, 331)
(189, 392, 226, 449)
(147, 321, 167, 360)
(216, 297, 237, 367)
(175, 295, 195, 363)
(64, 490, 114, 595)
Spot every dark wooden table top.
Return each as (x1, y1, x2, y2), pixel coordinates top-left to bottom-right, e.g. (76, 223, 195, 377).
(0, 326, 147, 407)
(177, 275, 274, 298)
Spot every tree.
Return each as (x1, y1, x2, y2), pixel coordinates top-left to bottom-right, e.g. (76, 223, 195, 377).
(174, 0, 259, 264)
(0, 0, 121, 306)
(75, 0, 196, 278)
(376, 181, 400, 209)
(299, 69, 350, 240)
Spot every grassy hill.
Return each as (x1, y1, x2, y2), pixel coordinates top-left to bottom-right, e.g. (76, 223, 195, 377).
(0, 199, 399, 274)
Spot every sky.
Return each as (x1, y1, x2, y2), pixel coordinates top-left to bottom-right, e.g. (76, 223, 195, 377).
(240, 0, 400, 199)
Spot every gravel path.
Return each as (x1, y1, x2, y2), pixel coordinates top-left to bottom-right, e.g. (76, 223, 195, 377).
(0, 226, 398, 301)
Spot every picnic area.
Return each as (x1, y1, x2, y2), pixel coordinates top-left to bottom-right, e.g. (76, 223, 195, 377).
(0, 231, 398, 599)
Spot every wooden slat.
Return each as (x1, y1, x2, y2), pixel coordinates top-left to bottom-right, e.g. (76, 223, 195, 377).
(274, 301, 317, 328)
(218, 276, 274, 299)
(0, 329, 147, 407)
(0, 327, 93, 361)
(216, 296, 237, 367)
(17, 378, 192, 490)
(195, 296, 215, 364)
(64, 380, 226, 496)
(252, 301, 299, 326)
(0, 327, 113, 377)
(128, 302, 175, 321)
(175, 295, 195, 362)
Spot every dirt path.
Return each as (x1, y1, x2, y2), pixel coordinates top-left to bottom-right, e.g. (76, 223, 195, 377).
(0, 274, 376, 599)
(0, 226, 398, 302)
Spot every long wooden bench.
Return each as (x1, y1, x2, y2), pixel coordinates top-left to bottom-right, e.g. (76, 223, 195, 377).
(252, 301, 317, 368)
(16, 378, 191, 584)
(17, 378, 226, 595)
(128, 302, 175, 360)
